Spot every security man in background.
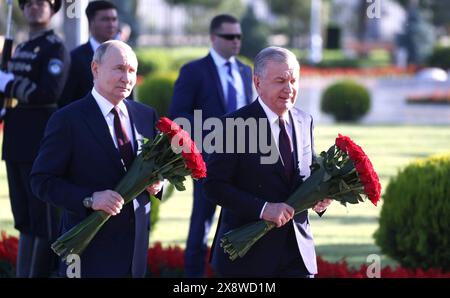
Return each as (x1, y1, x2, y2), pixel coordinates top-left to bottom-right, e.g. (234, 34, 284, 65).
(0, 0, 69, 277)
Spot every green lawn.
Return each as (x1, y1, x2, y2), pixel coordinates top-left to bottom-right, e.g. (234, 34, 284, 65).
(1, 125, 450, 269)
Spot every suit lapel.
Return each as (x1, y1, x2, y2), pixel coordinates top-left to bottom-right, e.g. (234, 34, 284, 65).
(206, 54, 227, 112)
(290, 109, 303, 173)
(124, 100, 154, 153)
(82, 95, 125, 173)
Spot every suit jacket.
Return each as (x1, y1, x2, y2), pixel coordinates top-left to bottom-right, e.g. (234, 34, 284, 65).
(59, 42, 93, 107)
(169, 53, 253, 126)
(30, 94, 158, 277)
(203, 100, 317, 277)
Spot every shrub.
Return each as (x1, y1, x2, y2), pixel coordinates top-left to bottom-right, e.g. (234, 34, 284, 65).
(136, 49, 171, 76)
(320, 80, 371, 122)
(170, 56, 202, 72)
(428, 46, 450, 71)
(240, 6, 268, 60)
(374, 154, 450, 272)
(137, 72, 178, 117)
(149, 195, 160, 235)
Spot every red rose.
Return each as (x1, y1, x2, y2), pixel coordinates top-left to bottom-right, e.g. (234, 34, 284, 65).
(156, 117, 182, 139)
(347, 143, 366, 161)
(336, 134, 381, 206)
(335, 134, 352, 152)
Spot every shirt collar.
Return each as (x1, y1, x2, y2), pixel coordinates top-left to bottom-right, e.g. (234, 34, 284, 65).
(210, 47, 236, 68)
(29, 29, 51, 41)
(91, 87, 129, 119)
(258, 97, 291, 126)
(89, 37, 102, 53)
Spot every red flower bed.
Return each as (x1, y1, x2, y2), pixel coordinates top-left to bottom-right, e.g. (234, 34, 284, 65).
(406, 91, 450, 104)
(315, 257, 450, 278)
(1, 233, 449, 278)
(301, 66, 416, 78)
(0, 232, 17, 266)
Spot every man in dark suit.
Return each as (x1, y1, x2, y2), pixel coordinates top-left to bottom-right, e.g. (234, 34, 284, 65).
(204, 47, 332, 277)
(0, 0, 69, 277)
(31, 40, 163, 277)
(59, 0, 119, 107)
(169, 14, 253, 277)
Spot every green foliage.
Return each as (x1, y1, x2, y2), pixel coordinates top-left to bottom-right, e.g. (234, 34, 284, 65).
(136, 47, 207, 77)
(374, 154, 450, 271)
(170, 55, 202, 72)
(428, 46, 450, 70)
(150, 195, 160, 235)
(240, 6, 268, 60)
(137, 72, 178, 117)
(136, 49, 172, 76)
(149, 183, 177, 235)
(236, 55, 253, 70)
(394, 0, 450, 27)
(320, 80, 371, 122)
(0, 261, 15, 278)
(268, 0, 311, 41)
(396, 6, 435, 64)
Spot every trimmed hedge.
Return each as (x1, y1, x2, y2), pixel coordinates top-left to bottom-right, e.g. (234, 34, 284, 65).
(137, 72, 178, 117)
(320, 80, 371, 122)
(428, 46, 450, 71)
(136, 50, 171, 76)
(374, 153, 450, 271)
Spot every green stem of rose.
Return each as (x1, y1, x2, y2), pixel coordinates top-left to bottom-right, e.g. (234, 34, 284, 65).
(157, 154, 184, 173)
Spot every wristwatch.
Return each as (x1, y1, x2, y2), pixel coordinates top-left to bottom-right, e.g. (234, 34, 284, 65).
(83, 196, 94, 209)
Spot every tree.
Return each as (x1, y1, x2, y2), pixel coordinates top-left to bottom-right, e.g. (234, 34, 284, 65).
(166, 0, 245, 35)
(240, 6, 269, 59)
(266, 0, 311, 47)
(111, 0, 139, 46)
(397, 2, 435, 64)
(395, 0, 450, 28)
(0, 0, 27, 40)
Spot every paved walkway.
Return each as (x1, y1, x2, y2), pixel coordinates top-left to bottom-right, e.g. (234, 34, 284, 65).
(298, 77, 450, 125)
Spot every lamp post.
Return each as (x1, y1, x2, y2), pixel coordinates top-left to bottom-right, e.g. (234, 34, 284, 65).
(309, 0, 323, 63)
(63, 0, 89, 50)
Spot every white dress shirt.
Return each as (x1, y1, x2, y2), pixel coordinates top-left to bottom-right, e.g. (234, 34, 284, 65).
(89, 37, 102, 53)
(257, 97, 295, 218)
(258, 97, 294, 155)
(91, 87, 135, 151)
(210, 48, 247, 110)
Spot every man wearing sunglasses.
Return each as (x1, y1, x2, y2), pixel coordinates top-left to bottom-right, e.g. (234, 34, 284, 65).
(169, 14, 253, 278)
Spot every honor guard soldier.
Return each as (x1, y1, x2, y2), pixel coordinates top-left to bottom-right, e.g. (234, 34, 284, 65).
(0, 0, 69, 277)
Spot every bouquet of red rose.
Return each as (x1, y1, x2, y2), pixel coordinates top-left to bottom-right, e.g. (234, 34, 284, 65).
(51, 117, 206, 262)
(221, 134, 381, 261)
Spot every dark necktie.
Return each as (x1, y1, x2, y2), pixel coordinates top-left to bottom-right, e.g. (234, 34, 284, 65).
(111, 106, 134, 171)
(278, 117, 295, 182)
(225, 61, 237, 112)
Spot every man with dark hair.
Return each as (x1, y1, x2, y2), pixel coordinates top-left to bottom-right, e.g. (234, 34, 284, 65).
(169, 14, 253, 277)
(209, 14, 239, 34)
(0, 0, 69, 277)
(59, 0, 120, 107)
